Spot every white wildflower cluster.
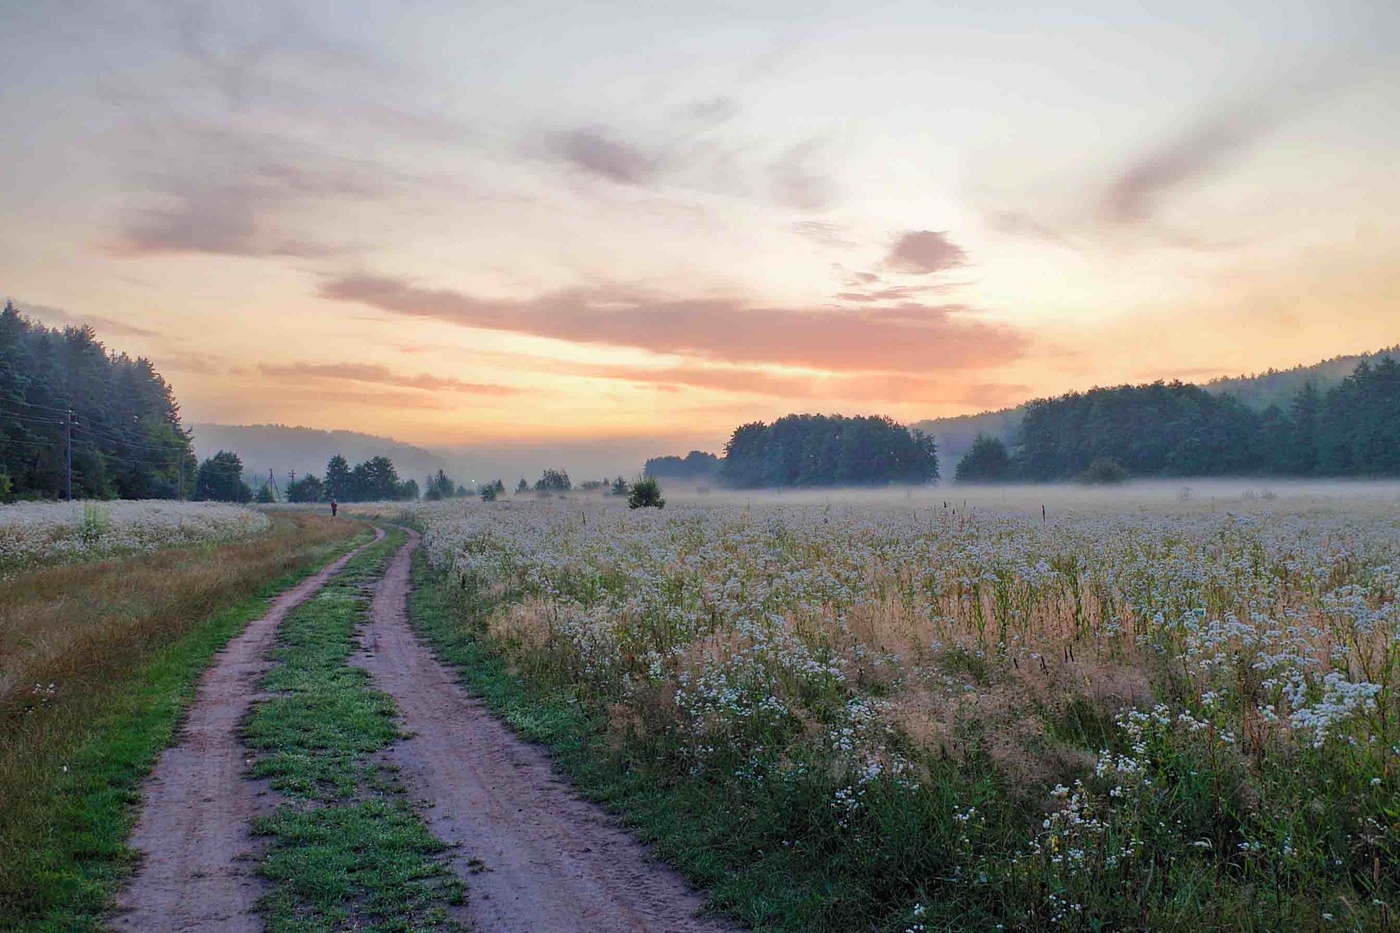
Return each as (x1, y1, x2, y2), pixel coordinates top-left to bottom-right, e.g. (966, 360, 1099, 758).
(0, 500, 270, 574)
(411, 494, 1398, 822)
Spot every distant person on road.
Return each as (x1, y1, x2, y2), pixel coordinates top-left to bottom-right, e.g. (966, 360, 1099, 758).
(330, 499, 338, 517)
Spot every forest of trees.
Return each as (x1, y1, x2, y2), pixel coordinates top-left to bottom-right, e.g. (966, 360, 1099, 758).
(720, 414, 938, 488)
(643, 450, 720, 482)
(0, 302, 197, 500)
(960, 357, 1400, 481)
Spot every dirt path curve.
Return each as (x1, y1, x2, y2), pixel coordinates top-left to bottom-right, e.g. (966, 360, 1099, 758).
(111, 526, 386, 933)
(354, 530, 739, 933)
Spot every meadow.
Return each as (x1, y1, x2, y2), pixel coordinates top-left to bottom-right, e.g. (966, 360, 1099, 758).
(0, 499, 270, 576)
(411, 483, 1400, 930)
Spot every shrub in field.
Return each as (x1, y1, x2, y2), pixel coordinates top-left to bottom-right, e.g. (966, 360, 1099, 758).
(415, 496, 1400, 930)
(626, 477, 664, 509)
(1076, 456, 1130, 484)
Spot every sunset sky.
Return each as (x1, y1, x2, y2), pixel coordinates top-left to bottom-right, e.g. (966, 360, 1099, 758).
(3, 0, 1398, 451)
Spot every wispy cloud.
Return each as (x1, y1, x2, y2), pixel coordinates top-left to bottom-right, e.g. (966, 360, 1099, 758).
(541, 126, 666, 186)
(258, 361, 520, 395)
(884, 231, 968, 275)
(986, 211, 1073, 247)
(320, 273, 1026, 374)
(1100, 104, 1274, 226)
(561, 359, 1029, 406)
(15, 300, 157, 338)
(769, 138, 835, 211)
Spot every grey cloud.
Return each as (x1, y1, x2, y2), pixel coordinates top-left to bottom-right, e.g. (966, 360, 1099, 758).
(1100, 107, 1270, 225)
(884, 231, 968, 275)
(542, 127, 666, 185)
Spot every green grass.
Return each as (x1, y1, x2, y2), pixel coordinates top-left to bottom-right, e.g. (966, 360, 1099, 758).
(0, 520, 372, 932)
(245, 527, 464, 932)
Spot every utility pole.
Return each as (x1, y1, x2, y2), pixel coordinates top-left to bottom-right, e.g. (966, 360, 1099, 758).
(65, 409, 73, 501)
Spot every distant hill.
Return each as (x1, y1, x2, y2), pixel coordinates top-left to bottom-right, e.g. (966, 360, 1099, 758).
(1203, 345, 1400, 410)
(913, 344, 1400, 476)
(190, 423, 451, 488)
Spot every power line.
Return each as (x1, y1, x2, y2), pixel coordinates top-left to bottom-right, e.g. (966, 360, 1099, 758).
(73, 423, 188, 452)
(0, 397, 73, 415)
(0, 413, 68, 426)
(72, 413, 190, 448)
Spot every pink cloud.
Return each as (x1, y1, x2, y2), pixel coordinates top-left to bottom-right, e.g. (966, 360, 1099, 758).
(320, 274, 1027, 375)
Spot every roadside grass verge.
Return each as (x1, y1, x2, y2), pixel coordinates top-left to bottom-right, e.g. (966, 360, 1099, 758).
(245, 527, 463, 932)
(0, 512, 367, 931)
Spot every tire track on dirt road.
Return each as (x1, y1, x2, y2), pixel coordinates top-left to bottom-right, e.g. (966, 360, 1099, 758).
(111, 526, 385, 933)
(354, 529, 740, 933)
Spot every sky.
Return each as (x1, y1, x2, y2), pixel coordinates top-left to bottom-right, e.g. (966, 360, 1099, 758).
(2, 0, 1398, 453)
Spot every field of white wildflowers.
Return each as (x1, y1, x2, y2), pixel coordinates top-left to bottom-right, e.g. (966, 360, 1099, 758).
(416, 488, 1400, 930)
(0, 500, 271, 574)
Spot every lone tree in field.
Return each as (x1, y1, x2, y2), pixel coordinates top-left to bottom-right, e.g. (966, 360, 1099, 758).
(627, 476, 665, 509)
(534, 469, 571, 493)
(515, 477, 529, 494)
(194, 451, 252, 502)
(611, 476, 629, 496)
(955, 434, 1011, 484)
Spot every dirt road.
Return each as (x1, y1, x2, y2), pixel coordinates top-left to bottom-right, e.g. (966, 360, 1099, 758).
(112, 528, 384, 932)
(354, 530, 736, 933)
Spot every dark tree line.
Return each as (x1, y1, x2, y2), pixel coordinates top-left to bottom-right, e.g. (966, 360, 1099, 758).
(286, 454, 420, 502)
(643, 450, 719, 482)
(720, 414, 938, 488)
(958, 358, 1400, 481)
(0, 302, 197, 500)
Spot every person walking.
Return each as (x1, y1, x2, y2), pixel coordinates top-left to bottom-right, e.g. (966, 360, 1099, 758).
(330, 498, 338, 517)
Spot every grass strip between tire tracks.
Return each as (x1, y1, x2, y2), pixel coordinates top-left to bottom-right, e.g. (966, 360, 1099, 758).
(245, 526, 464, 932)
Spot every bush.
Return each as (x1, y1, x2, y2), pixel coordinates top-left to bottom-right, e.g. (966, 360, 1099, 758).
(1077, 457, 1130, 485)
(480, 484, 497, 502)
(955, 434, 1011, 484)
(0, 471, 13, 501)
(254, 484, 277, 504)
(627, 477, 665, 509)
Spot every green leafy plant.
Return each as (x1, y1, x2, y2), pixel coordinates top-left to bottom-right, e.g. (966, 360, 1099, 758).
(626, 476, 665, 509)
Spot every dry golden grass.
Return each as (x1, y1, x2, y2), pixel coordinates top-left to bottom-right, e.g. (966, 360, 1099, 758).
(0, 512, 359, 717)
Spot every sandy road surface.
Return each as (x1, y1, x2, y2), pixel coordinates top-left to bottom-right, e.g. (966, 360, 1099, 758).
(111, 527, 385, 932)
(354, 530, 738, 933)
